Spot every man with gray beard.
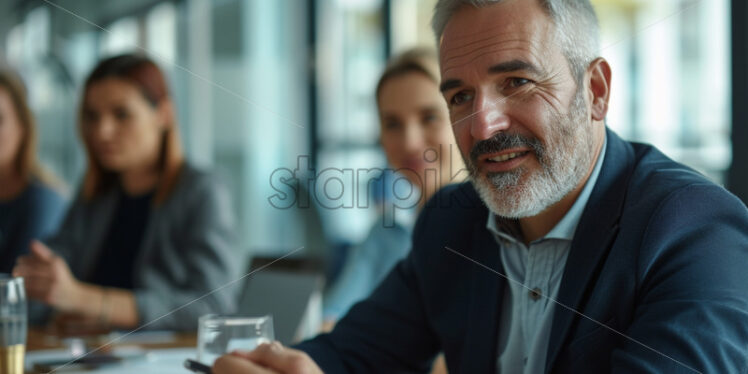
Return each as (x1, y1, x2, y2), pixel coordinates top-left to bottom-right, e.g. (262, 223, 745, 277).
(467, 87, 593, 220)
(213, 0, 748, 373)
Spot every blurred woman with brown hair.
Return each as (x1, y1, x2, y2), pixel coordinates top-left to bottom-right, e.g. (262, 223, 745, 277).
(13, 54, 240, 331)
(0, 69, 66, 274)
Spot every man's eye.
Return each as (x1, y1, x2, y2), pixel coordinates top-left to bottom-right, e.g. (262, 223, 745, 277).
(508, 78, 531, 88)
(450, 92, 473, 106)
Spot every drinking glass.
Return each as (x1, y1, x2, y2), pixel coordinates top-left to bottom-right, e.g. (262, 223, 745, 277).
(0, 275, 26, 374)
(197, 315, 273, 366)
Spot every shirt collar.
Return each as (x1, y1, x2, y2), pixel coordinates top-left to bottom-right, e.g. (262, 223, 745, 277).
(486, 133, 608, 243)
(393, 204, 417, 231)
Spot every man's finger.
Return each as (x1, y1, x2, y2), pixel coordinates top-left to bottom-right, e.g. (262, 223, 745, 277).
(213, 354, 277, 374)
(246, 342, 320, 374)
(229, 350, 253, 360)
(30, 240, 55, 262)
(13, 264, 52, 280)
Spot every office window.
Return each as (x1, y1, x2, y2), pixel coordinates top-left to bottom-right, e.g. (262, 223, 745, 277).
(315, 0, 388, 244)
(100, 17, 139, 56)
(594, 0, 731, 182)
(146, 2, 177, 65)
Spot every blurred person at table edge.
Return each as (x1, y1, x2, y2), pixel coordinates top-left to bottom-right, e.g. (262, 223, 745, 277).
(212, 0, 748, 373)
(13, 53, 240, 332)
(322, 48, 466, 327)
(0, 69, 66, 274)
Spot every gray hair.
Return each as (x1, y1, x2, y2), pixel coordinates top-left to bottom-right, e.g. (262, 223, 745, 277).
(432, 0, 600, 83)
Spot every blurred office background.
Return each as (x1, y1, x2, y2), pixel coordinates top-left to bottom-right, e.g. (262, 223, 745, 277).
(0, 0, 745, 267)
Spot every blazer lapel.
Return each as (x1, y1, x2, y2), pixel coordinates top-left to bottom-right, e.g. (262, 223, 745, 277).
(460, 221, 506, 374)
(545, 130, 635, 372)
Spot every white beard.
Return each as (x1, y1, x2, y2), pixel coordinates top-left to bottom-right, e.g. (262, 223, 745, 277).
(470, 90, 595, 218)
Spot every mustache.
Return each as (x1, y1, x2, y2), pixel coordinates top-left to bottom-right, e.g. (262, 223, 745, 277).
(469, 133, 544, 165)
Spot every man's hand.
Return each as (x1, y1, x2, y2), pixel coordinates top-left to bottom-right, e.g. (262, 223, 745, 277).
(13, 240, 82, 312)
(213, 342, 323, 374)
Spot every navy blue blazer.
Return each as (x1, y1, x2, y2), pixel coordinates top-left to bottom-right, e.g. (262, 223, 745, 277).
(297, 129, 748, 373)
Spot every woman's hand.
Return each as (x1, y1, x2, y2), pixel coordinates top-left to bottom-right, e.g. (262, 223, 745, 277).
(13, 240, 83, 312)
(50, 313, 111, 336)
(213, 342, 323, 374)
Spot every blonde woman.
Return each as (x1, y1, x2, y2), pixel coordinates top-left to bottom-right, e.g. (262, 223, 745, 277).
(323, 48, 466, 324)
(0, 69, 66, 274)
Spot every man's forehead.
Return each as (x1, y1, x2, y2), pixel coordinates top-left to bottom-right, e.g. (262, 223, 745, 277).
(438, 1, 555, 73)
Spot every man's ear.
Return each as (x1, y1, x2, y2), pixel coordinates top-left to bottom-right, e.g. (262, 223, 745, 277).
(587, 57, 612, 121)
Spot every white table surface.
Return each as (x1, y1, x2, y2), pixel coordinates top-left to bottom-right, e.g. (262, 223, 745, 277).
(26, 347, 198, 373)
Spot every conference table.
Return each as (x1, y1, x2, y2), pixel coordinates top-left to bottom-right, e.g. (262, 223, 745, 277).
(25, 327, 199, 374)
(24, 327, 449, 374)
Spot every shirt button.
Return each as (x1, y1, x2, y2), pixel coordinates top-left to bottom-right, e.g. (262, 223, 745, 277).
(529, 287, 542, 301)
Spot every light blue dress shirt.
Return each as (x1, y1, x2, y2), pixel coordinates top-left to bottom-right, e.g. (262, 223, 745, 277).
(324, 209, 416, 320)
(488, 135, 607, 374)
(324, 169, 420, 320)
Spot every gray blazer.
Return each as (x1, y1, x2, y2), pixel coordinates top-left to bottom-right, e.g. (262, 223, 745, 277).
(44, 163, 241, 331)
